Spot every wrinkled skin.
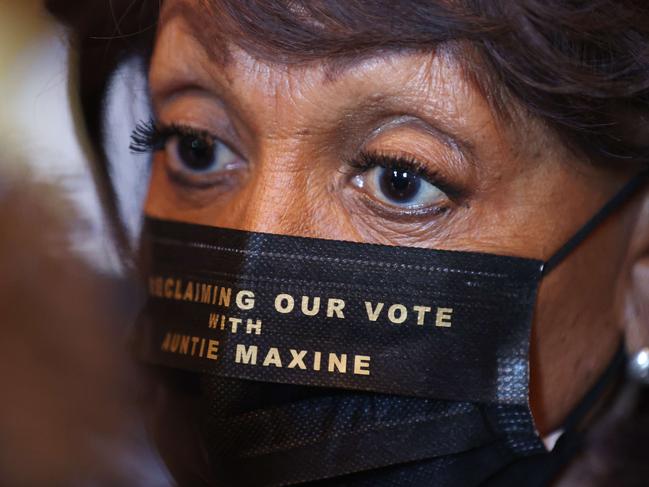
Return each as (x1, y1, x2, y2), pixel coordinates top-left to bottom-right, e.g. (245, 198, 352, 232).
(145, 0, 649, 446)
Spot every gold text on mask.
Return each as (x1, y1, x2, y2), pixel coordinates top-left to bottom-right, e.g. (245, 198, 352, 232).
(158, 332, 371, 376)
(149, 276, 453, 328)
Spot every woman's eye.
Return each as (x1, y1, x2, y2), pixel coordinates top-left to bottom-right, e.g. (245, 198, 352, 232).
(353, 165, 447, 209)
(168, 133, 238, 174)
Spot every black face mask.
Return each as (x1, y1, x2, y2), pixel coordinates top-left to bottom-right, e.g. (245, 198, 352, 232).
(135, 172, 647, 487)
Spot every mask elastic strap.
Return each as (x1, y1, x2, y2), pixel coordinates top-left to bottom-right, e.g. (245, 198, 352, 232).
(542, 170, 649, 276)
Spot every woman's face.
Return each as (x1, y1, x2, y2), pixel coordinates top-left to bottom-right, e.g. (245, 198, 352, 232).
(144, 0, 646, 434)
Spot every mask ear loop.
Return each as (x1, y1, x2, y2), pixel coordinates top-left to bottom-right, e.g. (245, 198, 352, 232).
(535, 172, 648, 456)
(541, 169, 649, 276)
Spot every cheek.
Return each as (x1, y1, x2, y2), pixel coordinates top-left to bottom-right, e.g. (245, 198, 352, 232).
(144, 159, 172, 216)
(528, 215, 629, 435)
(144, 153, 362, 241)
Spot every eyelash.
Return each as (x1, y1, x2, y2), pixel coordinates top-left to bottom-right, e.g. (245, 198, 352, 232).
(130, 119, 216, 154)
(129, 119, 463, 201)
(347, 151, 462, 201)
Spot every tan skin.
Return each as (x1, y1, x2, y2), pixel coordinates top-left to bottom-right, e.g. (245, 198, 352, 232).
(144, 1, 649, 436)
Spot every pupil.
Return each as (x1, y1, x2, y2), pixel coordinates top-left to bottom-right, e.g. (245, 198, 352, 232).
(379, 167, 421, 203)
(178, 135, 215, 170)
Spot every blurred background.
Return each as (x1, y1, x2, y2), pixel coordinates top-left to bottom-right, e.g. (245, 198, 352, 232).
(0, 2, 171, 485)
(0, 0, 120, 272)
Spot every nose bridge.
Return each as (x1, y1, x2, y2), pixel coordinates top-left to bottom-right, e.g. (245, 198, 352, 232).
(235, 143, 314, 237)
(230, 70, 324, 237)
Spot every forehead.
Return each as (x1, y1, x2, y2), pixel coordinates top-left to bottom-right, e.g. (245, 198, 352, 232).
(152, 0, 534, 145)
(153, 2, 478, 104)
(159, 0, 462, 63)
(151, 19, 485, 144)
(150, 0, 537, 161)
(157, 0, 475, 83)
